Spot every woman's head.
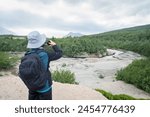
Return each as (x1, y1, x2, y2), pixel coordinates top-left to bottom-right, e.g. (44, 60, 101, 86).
(27, 31, 46, 49)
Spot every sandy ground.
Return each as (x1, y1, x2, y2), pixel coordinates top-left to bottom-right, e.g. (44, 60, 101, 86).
(0, 74, 106, 100)
(0, 49, 150, 99)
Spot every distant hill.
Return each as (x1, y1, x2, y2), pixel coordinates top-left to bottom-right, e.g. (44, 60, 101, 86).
(0, 27, 15, 35)
(78, 24, 150, 57)
(116, 24, 150, 31)
(86, 24, 150, 40)
(64, 32, 84, 37)
(97, 24, 150, 35)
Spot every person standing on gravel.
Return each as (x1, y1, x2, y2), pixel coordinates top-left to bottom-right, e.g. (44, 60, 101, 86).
(19, 31, 62, 100)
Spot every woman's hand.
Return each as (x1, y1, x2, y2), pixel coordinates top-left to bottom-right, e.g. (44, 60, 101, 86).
(47, 40, 56, 46)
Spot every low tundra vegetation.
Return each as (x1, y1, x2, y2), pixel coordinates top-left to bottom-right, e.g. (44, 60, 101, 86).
(52, 69, 78, 84)
(116, 58, 150, 93)
(95, 89, 146, 100)
(0, 52, 18, 70)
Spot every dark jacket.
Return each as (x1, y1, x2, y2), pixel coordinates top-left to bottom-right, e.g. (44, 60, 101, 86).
(31, 45, 62, 93)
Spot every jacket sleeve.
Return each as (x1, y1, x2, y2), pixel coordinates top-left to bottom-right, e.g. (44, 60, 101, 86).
(48, 45, 63, 61)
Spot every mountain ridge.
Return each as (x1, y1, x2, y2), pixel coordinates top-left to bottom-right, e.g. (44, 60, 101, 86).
(0, 27, 15, 35)
(64, 32, 84, 37)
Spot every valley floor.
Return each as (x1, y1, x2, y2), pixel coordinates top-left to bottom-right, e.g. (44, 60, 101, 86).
(51, 49, 150, 99)
(0, 49, 150, 99)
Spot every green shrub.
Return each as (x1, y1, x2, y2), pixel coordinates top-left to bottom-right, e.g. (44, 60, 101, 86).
(96, 89, 114, 100)
(116, 58, 150, 93)
(0, 52, 18, 70)
(52, 69, 77, 84)
(0, 73, 3, 76)
(96, 89, 139, 100)
(55, 38, 106, 57)
(0, 36, 27, 52)
(0, 36, 107, 57)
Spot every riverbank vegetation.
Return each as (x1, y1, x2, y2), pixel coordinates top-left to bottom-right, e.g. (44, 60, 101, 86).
(0, 52, 18, 70)
(52, 69, 77, 84)
(96, 89, 146, 100)
(116, 58, 150, 93)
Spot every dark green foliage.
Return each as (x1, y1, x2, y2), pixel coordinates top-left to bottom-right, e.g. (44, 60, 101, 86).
(53, 38, 106, 57)
(0, 52, 18, 70)
(86, 24, 150, 57)
(0, 35, 106, 57)
(52, 69, 77, 84)
(0, 35, 27, 52)
(116, 58, 150, 93)
(95, 89, 143, 100)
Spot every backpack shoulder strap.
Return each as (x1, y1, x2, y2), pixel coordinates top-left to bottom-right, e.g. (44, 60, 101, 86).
(24, 51, 32, 56)
(24, 50, 38, 56)
(24, 49, 49, 70)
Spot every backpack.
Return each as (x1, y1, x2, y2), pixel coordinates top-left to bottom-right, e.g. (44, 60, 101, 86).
(19, 51, 48, 91)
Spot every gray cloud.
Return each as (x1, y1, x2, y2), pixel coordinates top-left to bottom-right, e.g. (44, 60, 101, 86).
(63, 0, 85, 5)
(0, 10, 44, 28)
(0, 9, 104, 33)
(49, 19, 105, 33)
(89, 0, 150, 17)
(16, 0, 57, 5)
(131, 1, 150, 16)
(0, 0, 150, 36)
(20, 0, 85, 5)
(0, 10, 63, 29)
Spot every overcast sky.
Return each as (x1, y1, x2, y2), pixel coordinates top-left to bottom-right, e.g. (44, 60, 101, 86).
(0, 0, 150, 37)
